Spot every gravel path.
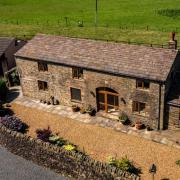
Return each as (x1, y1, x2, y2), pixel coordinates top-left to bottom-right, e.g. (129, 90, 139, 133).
(0, 145, 68, 180)
(11, 103, 180, 180)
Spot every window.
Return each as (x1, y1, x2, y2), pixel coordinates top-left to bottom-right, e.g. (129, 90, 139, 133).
(72, 67, 83, 79)
(38, 80, 48, 91)
(70, 88, 81, 101)
(133, 101, 146, 116)
(38, 62, 48, 71)
(136, 80, 150, 89)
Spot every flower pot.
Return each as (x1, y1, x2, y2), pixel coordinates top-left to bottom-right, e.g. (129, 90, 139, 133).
(135, 122, 143, 130)
(80, 108, 86, 114)
(72, 106, 80, 112)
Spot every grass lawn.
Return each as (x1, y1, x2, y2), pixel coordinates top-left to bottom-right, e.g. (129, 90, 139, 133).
(11, 103, 180, 180)
(0, 0, 180, 44)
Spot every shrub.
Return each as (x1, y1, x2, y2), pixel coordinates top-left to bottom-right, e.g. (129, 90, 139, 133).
(0, 79, 8, 101)
(56, 138, 67, 147)
(107, 155, 140, 174)
(36, 127, 52, 142)
(176, 160, 180, 166)
(118, 112, 129, 125)
(63, 144, 76, 151)
(0, 115, 28, 133)
(9, 70, 20, 86)
(49, 134, 67, 146)
(86, 105, 96, 116)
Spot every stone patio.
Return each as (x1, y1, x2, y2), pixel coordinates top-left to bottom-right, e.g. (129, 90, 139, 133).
(7, 86, 180, 149)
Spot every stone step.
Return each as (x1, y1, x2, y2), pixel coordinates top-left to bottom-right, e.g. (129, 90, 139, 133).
(98, 111, 119, 120)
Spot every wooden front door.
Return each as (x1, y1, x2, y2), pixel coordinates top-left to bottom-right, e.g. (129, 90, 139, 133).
(97, 90, 119, 113)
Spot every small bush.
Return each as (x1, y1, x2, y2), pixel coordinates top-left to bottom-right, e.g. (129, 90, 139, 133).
(9, 70, 20, 86)
(0, 115, 28, 133)
(49, 134, 67, 146)
(0, 79, 8, 101)
(36, 127, 52, 142)
(63, 144, 76, 151)
(107, 155, 140, 174)
(176, 160, 180, 166)
(118, 112, 129, 125)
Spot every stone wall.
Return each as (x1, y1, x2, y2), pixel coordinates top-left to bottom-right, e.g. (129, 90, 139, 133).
(167, 105, 180, 129)
(0, 123, 140, 180)
(16, 57, 164, 129)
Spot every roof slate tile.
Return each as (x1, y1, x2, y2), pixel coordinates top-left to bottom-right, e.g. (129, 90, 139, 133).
(15, 34, 179, 82)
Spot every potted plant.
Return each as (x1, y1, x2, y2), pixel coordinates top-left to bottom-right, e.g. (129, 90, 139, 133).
(71, 105, 80, 112)
(86, 105, 96, 116)
(118, 112, 129, 125)
(146, 125, 153, 131)
(135, 120, 143, 130)
(80, 107, 86, 114)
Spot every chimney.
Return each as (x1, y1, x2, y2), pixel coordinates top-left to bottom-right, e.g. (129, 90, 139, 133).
(168, 32, 177, 49)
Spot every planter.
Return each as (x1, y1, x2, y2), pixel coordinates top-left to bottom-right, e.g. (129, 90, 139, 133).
(72, 105, 80, 112)
(85, 105, 96, 116)
(80, 107, 86, 114)
(118, 112, 130, 125)
(146, 125, 153, 131)
(87, 109, 96, 116)
(135, 121, 143, 130)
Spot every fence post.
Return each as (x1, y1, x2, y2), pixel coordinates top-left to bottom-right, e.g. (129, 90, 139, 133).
(64, 17, 68, 26)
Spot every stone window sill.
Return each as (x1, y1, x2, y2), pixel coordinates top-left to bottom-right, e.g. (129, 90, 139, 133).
(72, 78, 85, 82)
(71, 99, 82, 103)
(136, 88, 150, 92)
(132, 112, 149, 118)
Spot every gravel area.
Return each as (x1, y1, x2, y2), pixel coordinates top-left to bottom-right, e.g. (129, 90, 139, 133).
(11, 103, 180, 180)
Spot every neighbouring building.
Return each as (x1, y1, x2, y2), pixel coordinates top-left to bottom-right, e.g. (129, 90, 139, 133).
(0, 37, 26, 77)
(15, 34, 180, 130)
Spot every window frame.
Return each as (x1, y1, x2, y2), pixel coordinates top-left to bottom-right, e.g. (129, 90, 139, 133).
(38, 61, 48, 72)
(136, 80, 150, 90)
(72, 67, 83, 79)
(70, 87, 82, 102)
(132, 101, 147, 116)
(38, 80, 48, 91)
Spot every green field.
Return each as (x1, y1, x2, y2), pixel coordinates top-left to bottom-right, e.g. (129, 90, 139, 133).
(0, 0, 180, 45)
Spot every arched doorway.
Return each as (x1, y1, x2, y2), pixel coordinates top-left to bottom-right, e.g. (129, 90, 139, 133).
(96, 87, 119, 113)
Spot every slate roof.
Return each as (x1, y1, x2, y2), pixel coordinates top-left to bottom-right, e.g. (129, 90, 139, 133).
(15, 34, 179, 82)
(0, 37, 14, 57)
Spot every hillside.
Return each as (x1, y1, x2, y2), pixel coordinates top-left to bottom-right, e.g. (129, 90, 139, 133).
(0, 0, 180, 45)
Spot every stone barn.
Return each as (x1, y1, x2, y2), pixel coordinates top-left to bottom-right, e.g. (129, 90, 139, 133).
(15, 34, 180, 130)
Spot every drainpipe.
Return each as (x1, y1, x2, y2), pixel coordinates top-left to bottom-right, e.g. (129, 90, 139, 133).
(158, 84, 162, 130)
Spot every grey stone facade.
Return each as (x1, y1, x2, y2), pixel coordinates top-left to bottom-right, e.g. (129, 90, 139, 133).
(16, 57, 165, 129)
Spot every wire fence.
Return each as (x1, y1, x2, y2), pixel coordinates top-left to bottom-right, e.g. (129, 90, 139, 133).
(0, 17, 180, 49)
(0, 17, 180, 33)
(0, 33, 178, 50)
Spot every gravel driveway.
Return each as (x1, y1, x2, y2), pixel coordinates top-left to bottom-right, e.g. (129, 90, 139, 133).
(10, 103, 180, 180)
(0, 145, 68, 180)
